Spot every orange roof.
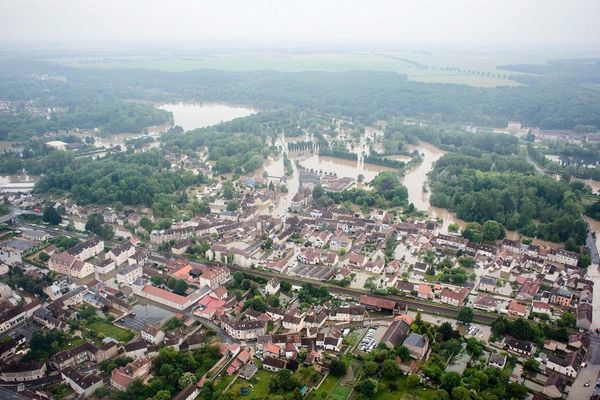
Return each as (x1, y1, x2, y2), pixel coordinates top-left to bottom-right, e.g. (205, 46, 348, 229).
(143, 285, 188, 305)
(173, 264, 194, 281)
(264, 343, 281, 355)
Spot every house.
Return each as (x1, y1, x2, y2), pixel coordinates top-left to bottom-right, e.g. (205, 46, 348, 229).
(381, 319, 410, 348)
(51, 341, 118, 369)
(576, 303, 593, 330)
(417, 283, 433, 300)
(348, 253, 366, 269)
(141, 323, 165, 345)
(552, 287, 573, 307)
(282, 315, 304, 332)
(473, 295, 497, 312)
(265, 278, 280, 296)
(0, 300, 41, 333)
(263, 356, 286, 372)
(365, 259, 385, 274)
(117, 263, 143, 286)
(66, 236, 104, 261)
(543, 374, 568, 399)
(221, 318, 266, 340)
(397, 281, 414, 294)
(199, 267, 231, 289)
(62, 367, 103, 398)
(507, 300, 529, 318)
(0, 362, 47, 382)
(264, 343, 282, 358)
(412, 262, 428, 275)
(489, 353, 506, 369)
(110, 357, 153, 391)
(532, 301, 552, 316)
(403, 333, 429, 360)
(173, 384, 200, 400)
(547, 249, 579, 267)
(106, 241, 136, 266)
(440, 287, 470, 307)
(546, 351, 584, 378)
(329, 306, 365, 323)
(478, 276, 496, 293)
(505, 337, 533, 356)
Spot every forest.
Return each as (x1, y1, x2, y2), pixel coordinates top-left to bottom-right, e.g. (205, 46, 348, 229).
(33, 149, 205, 206)
(429, 153, 588, 244)
(2, 57, 600, 131)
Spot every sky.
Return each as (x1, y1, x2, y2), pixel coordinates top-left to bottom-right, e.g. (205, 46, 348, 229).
(1, 0, 600, 49)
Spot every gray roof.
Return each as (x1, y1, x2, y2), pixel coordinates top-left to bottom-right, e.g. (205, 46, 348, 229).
(403, 332, 426, 349)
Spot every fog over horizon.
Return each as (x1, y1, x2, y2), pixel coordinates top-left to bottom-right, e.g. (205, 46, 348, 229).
(1, 0, 600, 52)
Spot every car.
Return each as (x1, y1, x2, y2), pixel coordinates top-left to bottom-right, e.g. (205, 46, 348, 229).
(584, 382, 590, 388)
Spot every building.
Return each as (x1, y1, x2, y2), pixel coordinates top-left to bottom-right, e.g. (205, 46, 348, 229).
(507, 299, 529, 318)
(263, 356, 286, 372)
(547, 249, 579, 267)
(62, 367, 103, 398)
(381, 319, 410, 348)
(265, 278, 280, 296)
(576, 303, 593, 330)
(489, 353, 506, 369)
(106, 241, 136, 266)
(50, 341, 117, 370)
(110, 358, 152, 391)
(590, 332, 600, 365)
(141, 324, 165, 345)
(0, 362, 46, 382)
(478, 276, 496, 293)
(473, 295, 497, 312)
(440, 287, 470, 307)
(222, 318, 266, 340)
(359, 294, 397, 312)
(546, 351, 584, 378)
(199, 267, 231, 289)
(131, 279, 205, 311)
(117, 264, 143, 286)
(0, 300, 41, 333)
(66, 236, 104, 261)
(505, 337, 533, 356)
(403, 333, 429, 360)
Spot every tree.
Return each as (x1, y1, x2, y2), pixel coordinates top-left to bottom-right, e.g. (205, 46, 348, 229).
(381, 359, 400, 379)
(451, 386, 471, 400)
(151, 276, 164, 286)
(505, 383, 528, 400)
(559, 311, 576, 327)
(523, 358, 540, 374)
(457, 307, 474, 324)
(355, 378, 378, 398)
(38, 252, 50, 262)
(173, 279, 188, 295)
(440, 371, 462, 391)
(153, 391, 171, 400)
(280, 281, 292, 292)
(329, 359, 347, 377)
(85, 213, 113, 240)
(481, 220, 505, 241)
(362, 361, 379, 377)
(179, 372, 196, 389)
(140, 217, 153, 232)
(434, 389, 450, 400)
(226, 201, 238, 212)
(42, 205, 61, 225)
(437, 322, 456, 341)
(222, 181, 235, 200)
(406, 374, 420, 388)
(396, 345, 411, 361)
(448, 223, 460, 233)
(458, 256, 476, 269)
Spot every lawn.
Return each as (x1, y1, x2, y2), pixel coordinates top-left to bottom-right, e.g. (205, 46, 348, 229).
(308, 374, 339, 399)
(331, 384, 352, 400)
(44, 383, 74, 400)
(374, 376, 438, 400)
(226, 369, 274, 399)
(87, 321, 134, 342)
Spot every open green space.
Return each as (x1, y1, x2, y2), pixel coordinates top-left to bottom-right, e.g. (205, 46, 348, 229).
(87, 320, 135, 342)
(226, 369, 274, 399)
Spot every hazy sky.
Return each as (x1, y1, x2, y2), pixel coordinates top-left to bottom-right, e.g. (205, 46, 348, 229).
(1, 0, 600, 49)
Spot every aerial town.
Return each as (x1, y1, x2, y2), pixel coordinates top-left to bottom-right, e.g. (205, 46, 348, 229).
(2, 3, 600, 399)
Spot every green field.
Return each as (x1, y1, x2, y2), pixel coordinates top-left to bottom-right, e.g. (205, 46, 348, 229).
(87, 321, 134, 342)
(47, 49, 546, 87)
(226, 369, 274, 399)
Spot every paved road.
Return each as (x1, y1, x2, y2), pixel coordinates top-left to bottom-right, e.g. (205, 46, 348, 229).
(229, 265, 498, 325)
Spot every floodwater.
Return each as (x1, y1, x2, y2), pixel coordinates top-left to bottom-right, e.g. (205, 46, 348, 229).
(299, 154, 394, 181)
(0, 174, 39, 186)
(159, 102, 255, 131)
(575, 178, 600, 195)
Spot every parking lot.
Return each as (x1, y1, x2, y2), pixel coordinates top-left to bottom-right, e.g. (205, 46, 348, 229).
(357, 325, 387, 353)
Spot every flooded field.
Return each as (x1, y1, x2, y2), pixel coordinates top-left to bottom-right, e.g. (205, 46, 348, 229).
(159, 102, 255, 131)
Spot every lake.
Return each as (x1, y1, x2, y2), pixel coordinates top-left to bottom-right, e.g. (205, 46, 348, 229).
(159, 102, 256, 131)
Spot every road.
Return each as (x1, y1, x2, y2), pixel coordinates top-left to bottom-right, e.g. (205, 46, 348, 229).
(230, 265, 498, 325)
